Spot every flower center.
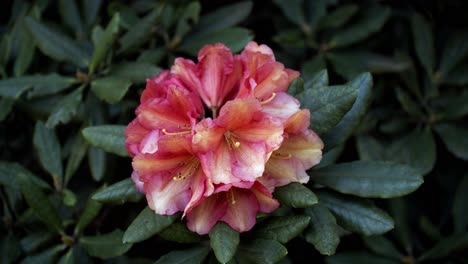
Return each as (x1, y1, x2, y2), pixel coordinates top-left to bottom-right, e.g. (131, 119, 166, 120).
(272, 152, 292, 159)
(224, 131, 241, 149)
(260, 92, 276, 105)
(173, 157, 200, 181)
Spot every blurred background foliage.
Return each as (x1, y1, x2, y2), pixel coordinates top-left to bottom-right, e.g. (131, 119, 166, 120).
(0, 0, 467, 263)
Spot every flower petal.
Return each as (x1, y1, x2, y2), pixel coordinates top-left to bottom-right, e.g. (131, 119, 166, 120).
(186, 194, 227, 235)
(251, 181, 279, 213)
(216, 97, 262, 130)
(125, 119, 149, 156)
(145, 173, 192, 215)
(221, 188, 259, 232)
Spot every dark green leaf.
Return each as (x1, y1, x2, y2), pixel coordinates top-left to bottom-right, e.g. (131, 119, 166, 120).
(439, 31, 468, 77)
(137, 48, 166, 64)
(82, 0, 102, 28)
(59, 0, 85, 36)
(110, 62, 161, 83)
(118, 7, 163, 54)
(0, 161, 50, 190)
(323, 73, 373, 150)
(434, 123, 468, 160)
(236, 239, 288, 264)
(305, 69, 329, 91)
(82, 125, 128, 157)
(158, 222, 203, 243)
(316, 144, 344, 168)
(63, 188, 77, 207)
(209, 222, 240, 264)
(418, 233, 468, 261)
(89, 13, 120, 73)
(88, 146, 106, 181)
(0, 33, 11, 68)
(362, 236, 401, 260)
(395, 87, 424, 117)
(21, 245, 63, 264)
(20, 231, 55, 254)
(296, 84, 358, 135)
(64, 133, 88, 185)
(92, 178, 142, 204)
(273, 0, 307, 31)
(58, 248, 74, 264)
(190, 1, 253, 36)
(304, 204, 340, 255)
(328, 6, 390, 48)
(441, 63, 468, 85)
(33, 121, 63, 181)
(301, 55, 327, 81)
(327, 252, 398, 264)
(318, 191, 394, 236)
(273, 29, 306, 49)
(75, 192, 103, 234)
(453, 173, 468, 232)
(155, 247, 210, 264)
(179, 27, 253, 56)
(0, 98, 14, 121)
(356, 135, 386, 161)
(46, 86, 84, 128)
(287, 77, 304, 96)
(173, 2, 201, 41)
(80, 230, 132, 259)
(327, 52, 409, 79)
(13, 19, 36, 77)
(411, 13, 434, 76)
(311, 161, 423, 198)
(254, 215, 310, 244)
(91, 77, 132, 104)
(274, 183, 318, 208)
(25, 17, 90, 67)
(0, 73, 74, 99)
(123, 207, 178, 243)
(17, 171, 63, 233)
(318, 4, 359, 30)
(388, 198, 412, 254)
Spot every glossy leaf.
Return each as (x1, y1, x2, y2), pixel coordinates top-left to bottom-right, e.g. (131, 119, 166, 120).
(296, 84, 358, 135)
(287, 77, 304, 96)
(273, 0, 307, 29)
(80, 230, 132, 259)
(301, 55, 327, 81)
(155, 247, 210, 264)
(190, 1, 253, 36)
(0, 73, 73, 99)
(179, 27, 253, 56)
(158, 222, 203, 243)
(92, 178, 142, 204)
(395, 87, 424, 117)
(17, 171, 63, 233)
(75, 192, 103, 234)
(91, 77, 132, 104)
(304, 69, 329, 91)
(209, 222, 240, 264)
(82, 125, 128, 157)
(110, 62, 161, 83)
(82, 0, 103, 28)
(46, 86, 84, 128)
(88, 146, 106, 181)
(173, 2, 201, 41)
(0, 161, 50, 190)
(254, 215, 311, 244)
(434, 123, 468, 160)
(418, 233, 468, 261)
(311, 161, 423, 198)
(328, 6, 390, 48)
(89, 13, 120, 73)
(362, 236, 401, 260)
(33, 121, 63, 181)
(59, 0, 85, 36)
(318, 191, 394, 236)
(274, 183, 318, 208)
(304, 204, 341, 255)
(0, 98, 14, 121)
(411, 13, 434, 76)
(236, 239, 288, 264)
(25, 17, 89, 67)
(318, 4, 359, 30)
(123, 207, 178, 243)
(323, 73, 373, 150)
(21, 245, 63, 264)
(64, 132, 88, 185)
(439, 31, 468, 77)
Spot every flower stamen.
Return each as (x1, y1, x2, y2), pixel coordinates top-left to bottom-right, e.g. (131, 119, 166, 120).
(172, 157, 200, 181)
(229, 189, 236, 205)
(272, 152, 292, 159)
(224, 131, 241, 149)
(162, 128, 191, 136)
(260, 92, 276, 105)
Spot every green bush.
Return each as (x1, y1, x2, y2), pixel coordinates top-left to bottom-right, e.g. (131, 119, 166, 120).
(1, 1, 467, 263)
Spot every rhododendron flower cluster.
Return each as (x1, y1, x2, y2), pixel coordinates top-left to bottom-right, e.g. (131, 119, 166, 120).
(125, 42, 323, 235)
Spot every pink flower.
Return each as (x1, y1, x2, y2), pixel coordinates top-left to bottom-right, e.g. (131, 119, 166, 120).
(186, 181, 279, 235)
(125, 41, 323, 235)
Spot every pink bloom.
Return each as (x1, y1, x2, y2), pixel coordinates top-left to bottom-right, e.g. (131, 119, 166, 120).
(186, 181, 279, 235)
(192, 98, 284, 185)
(171, 43, 242, 111)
